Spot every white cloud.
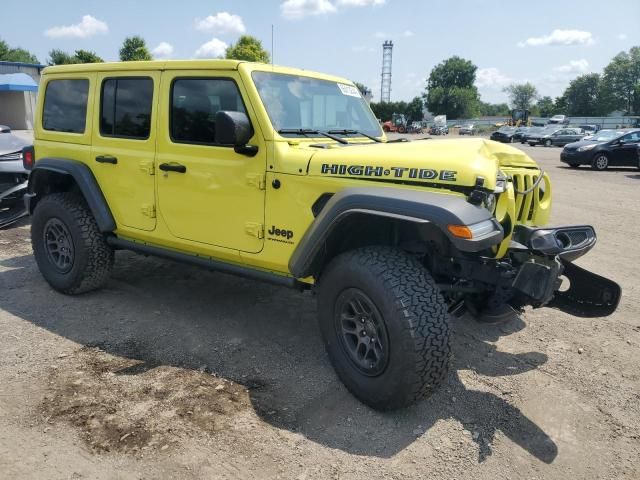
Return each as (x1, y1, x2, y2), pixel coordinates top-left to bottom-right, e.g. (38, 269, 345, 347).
(152, 42, 174, 58)
(195, 12, 246, 35)
(518, 29, 594, 47)
(194, 38, 228, 58)
(402, 30, 414, 37)
(281, 0, 336, 19)
(336, 0, 385, 5)
(44, 15, 108, 39)
(475, 67, 513, 88)
(554, 59, 588, 73)
(617, 33, 628, 40)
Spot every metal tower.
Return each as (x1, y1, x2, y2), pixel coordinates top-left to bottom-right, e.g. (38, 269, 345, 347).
(380, 40, 393, 103)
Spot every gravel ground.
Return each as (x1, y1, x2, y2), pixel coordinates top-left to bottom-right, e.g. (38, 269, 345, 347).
(0, 139, 639, 479)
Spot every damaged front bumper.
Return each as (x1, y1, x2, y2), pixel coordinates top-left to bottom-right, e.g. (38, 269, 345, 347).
(510, 225, 620, 317)
(440, 225, 621, 320)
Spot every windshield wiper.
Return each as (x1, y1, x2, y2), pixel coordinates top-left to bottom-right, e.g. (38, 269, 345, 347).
(277, 128, 348, 144)
(327, 129, 382, 143)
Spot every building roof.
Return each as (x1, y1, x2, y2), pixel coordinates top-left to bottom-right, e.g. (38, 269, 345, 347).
(0, 73, 39, 92)
(0, 61, 45, 69)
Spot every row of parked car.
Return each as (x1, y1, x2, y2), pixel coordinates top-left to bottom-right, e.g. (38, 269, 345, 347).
(489, 125, 600, 146)
(490, 124, 640, 170)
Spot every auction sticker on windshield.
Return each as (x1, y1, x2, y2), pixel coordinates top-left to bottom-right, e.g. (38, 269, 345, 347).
(337, 83, 361, 97)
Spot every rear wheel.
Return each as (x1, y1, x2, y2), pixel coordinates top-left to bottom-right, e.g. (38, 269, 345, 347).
(591, 153, 609, 171)
(31, 193, 114, 294)
(318, 247, 451, 411)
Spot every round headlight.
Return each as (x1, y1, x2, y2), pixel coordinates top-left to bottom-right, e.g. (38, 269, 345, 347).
(484, 193, 497, 213)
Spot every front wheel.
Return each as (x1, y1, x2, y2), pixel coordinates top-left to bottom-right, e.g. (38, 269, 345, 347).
(317, 247, 451, 411)
(591, 153, 609, 171)
(544, 139, 552, 147)
(31, 193, 114, 294)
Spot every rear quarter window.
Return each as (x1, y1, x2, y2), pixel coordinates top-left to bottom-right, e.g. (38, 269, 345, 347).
(42, 79, 90, 134)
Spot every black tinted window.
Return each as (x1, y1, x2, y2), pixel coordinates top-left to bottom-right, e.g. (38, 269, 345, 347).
(42, 79, 89, 133)
(100, 78, 153, 139)
(171, 78, 246, 145)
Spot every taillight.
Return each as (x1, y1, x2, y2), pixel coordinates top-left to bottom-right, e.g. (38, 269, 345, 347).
(22, 146, 34, 170)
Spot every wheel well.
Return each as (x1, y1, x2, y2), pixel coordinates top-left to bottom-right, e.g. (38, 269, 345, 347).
(29, 169, 81, 213)
(312, 213, 452, 278)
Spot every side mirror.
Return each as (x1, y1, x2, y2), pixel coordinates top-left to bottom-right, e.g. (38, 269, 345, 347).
(215, 111, 253, 146)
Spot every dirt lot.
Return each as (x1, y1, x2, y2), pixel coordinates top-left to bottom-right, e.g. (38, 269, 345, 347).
(1, 141, 639, 479)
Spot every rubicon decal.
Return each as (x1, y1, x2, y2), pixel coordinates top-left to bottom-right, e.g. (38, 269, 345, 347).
(321, 163, 457, 182)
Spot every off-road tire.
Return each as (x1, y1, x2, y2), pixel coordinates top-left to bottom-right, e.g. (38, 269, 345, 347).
(317, 247, 451, 411)
(32, 192, 114, 294)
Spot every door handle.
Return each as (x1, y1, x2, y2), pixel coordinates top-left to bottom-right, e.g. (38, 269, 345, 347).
(95, 155, 118, 164)
(159, 163, 187, 173)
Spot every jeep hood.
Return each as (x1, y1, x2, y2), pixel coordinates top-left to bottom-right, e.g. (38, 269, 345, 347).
(306, 138, 538, 190)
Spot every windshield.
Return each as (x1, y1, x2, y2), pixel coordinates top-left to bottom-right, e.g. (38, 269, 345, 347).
(252, 71, 382, 137)
(590, 130, 624, 142)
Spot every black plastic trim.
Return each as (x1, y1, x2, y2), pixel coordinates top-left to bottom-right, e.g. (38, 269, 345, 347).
(107, 236, 299, 288)
(26, 158, 116, 232)
(289, 187, 503, 278)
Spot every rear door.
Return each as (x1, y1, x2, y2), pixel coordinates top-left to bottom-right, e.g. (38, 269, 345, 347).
(91, 72, 160, 231)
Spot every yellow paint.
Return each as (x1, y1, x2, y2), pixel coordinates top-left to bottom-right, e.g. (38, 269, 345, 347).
(34, 60, 552, 282)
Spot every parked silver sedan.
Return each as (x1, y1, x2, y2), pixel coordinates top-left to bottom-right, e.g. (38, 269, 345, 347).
(0, 127, 30, 227)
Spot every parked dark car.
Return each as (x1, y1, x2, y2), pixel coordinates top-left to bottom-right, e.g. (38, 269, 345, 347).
(459, 124, 476, 135)
(528, 127, 584, 147)
(560, 129, 640, 170)
(519, 126, 546, 144)
(490, 126, 517, 143)
(512, 127, 530, 143)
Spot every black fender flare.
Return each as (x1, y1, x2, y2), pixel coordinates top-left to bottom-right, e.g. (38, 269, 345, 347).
(288, 187, 504, 278)
(26, 158, 116, 233)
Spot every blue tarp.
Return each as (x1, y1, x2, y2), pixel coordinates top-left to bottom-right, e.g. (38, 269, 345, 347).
(0, 73, 38, 92)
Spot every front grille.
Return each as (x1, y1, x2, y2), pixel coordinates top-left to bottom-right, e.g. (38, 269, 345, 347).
(511, 171, 541, 224)
(0, 151, 22, 161)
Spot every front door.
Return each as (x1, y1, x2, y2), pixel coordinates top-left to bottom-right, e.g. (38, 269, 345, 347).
(612, 131, 640, 165)
(91, 72, 160, 231)
(156, 71, 266, 253)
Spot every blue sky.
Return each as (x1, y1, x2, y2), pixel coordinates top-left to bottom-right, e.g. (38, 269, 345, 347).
(3, 0, 639, 103)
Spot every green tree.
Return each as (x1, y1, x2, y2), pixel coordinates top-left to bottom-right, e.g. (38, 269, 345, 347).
(47, 49, 76, 65)
(405, 96, 425, 122)
(534, 96, 556, 117)
(369, 101, 408, 122)
(0, 38, 38, 63)
(562, 73, 607, 116)
(74, 50, 103, 64)
(225, 35, 270, 63)
(48, 49, 104, 65)
(119, 36, 152, 62)
(503, 82, 538, 110)
(478, 101, 510, 116)
(601, 46, 640, 114)
(424, 56, 479, 118)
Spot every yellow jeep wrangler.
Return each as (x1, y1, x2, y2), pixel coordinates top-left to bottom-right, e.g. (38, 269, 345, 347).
(22, 60, 620, 410)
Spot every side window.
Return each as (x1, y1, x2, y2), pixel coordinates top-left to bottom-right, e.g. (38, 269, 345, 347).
(42, 79, 89, 133)
(170, 78, 247, 145)
(621, 132, 640, 143)
(100, 77, 154, 139)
